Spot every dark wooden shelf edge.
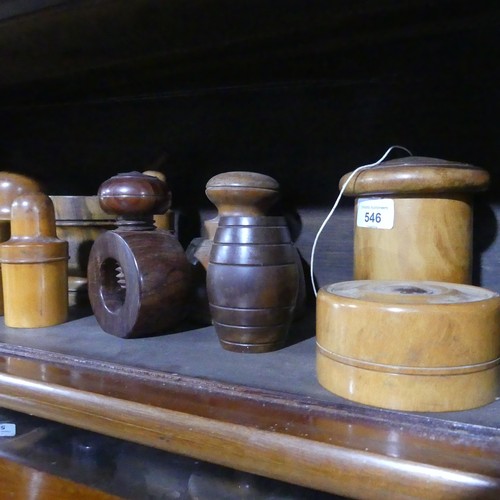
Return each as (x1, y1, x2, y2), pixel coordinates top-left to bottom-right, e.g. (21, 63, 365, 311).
(0, 341, 499, 499)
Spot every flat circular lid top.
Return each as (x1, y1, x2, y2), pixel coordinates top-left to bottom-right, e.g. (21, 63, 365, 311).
(206, 171, 279, 191)
(323, 280, 498, 305)
(340, 156, 490, 196)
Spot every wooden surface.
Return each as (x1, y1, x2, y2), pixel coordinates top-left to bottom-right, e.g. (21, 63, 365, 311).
(0, 315, 499, 499)
(0, 456, 119, 499)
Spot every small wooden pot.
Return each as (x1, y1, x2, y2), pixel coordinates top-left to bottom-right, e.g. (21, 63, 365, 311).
(316, 280, 500, 411)
(340, 156, 490, 283)
(207, 216, 299, 353)
(0, 193, 68, 328)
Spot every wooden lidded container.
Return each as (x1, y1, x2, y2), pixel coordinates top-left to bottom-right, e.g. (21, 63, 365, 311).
(316, 280, 500, 411)
(0, 193, 68, 328)
(340, 157, 490, 283)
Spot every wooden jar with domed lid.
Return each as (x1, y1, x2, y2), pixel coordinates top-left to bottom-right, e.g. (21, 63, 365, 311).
(339, 156, 490, 284)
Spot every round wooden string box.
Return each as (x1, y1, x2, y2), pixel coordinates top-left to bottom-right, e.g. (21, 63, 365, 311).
(316, 280, 500, 412)
(339, 156, 490, 284)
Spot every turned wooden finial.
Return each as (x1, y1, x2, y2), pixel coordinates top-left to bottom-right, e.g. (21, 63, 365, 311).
(0, 172, 42, 221)
(98, 171, 171, 230)
(205, 171, 280, 214)
(204, 171, 280, 238)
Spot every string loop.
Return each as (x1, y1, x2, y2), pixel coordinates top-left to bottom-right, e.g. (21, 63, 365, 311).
(309, 145, 412, 297)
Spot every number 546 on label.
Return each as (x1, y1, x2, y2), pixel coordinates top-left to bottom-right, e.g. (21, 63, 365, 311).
(356, 198, 394, 229)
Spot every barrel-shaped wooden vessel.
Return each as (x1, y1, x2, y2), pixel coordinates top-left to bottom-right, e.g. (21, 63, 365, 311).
(207, 216, 299, 353)
(316, 280, 500, 411)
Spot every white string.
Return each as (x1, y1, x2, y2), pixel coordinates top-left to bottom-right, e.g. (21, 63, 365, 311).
(309, 145, 413, 297)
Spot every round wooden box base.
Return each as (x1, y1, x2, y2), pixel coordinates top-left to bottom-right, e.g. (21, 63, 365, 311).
(316, 280, 500, 412)
(317, 349, 499, 412)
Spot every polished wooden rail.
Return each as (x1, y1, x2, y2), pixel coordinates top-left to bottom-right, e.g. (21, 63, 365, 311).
(0, 342, 498, 499)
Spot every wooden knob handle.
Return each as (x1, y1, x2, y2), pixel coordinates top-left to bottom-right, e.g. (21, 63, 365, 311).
(0, 172, 42, 221)
(205, 171, 280, 217)
(10, 193, 57, 239)
(98, 171, 170, 217)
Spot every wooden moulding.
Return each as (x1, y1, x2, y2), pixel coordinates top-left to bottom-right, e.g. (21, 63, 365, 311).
(317, 280, 500, 412)
(0, 342, 499, 499)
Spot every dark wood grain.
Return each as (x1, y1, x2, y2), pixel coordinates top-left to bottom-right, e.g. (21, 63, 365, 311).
(0, 343, 499, 499)
(0, 456, 119, 499)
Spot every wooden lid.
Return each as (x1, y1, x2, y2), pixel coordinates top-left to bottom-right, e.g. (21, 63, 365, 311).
(205, 171, 280, 216)
(0, 193, 68, 263)
(317, 280, 499, 368)
(340, 156, 490, 196)
(206, 171, 279, 190)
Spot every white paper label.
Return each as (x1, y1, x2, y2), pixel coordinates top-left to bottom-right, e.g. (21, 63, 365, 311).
(356, 198, 394, 229)
(0, 423, 16, 437)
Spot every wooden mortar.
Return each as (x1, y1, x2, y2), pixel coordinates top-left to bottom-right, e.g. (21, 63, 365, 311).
(339, 156, 490, 283)
(316, 280, 500, 411)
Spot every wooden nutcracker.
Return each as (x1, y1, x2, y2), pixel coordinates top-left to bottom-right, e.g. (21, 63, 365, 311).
(0, 172, 42, 314)
(0, 193, 68, 327)
(340, 156, 490, 283)
(87, 171, 190, 338)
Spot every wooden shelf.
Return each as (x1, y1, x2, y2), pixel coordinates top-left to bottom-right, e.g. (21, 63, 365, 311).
(0, 314, 499, 499)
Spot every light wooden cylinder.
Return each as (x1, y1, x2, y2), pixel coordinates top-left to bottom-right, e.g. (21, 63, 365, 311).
(0, 193, 68, 328)
(1, 261, 68, 327)
(340, 156, 490, 284)
(316, 280, 500, 412)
